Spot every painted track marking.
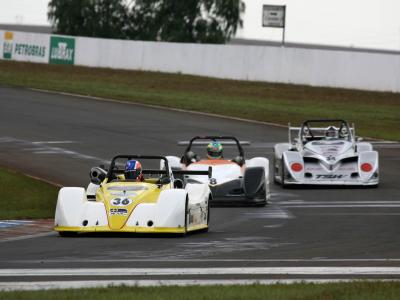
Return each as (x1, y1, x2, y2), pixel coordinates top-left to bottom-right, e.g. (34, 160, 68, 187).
(0, 136, 106, 163)
(0, 221, 33, 229)
(4, 258, 400, 263)
(0, 232, 56, 243)
(3, 267, 400, 276)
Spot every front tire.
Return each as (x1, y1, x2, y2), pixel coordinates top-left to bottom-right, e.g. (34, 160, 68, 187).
(273, 155, 280, 184)
(281, 158, 287, 188)
(179, 195, 189, 237)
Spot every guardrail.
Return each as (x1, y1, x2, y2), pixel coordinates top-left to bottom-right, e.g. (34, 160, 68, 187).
(1, 30, 400, 93)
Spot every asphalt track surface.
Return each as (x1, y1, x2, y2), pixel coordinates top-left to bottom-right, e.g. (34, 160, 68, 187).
(0, 87, 400, 286)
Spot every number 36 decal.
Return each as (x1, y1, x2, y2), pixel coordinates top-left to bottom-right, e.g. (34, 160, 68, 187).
(111, 197, 132, 206)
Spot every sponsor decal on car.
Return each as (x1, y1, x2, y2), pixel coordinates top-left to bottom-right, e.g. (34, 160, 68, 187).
(110, 208, 128, 216)
(110, 197, 133, 206)
(315, 174, 347, 179)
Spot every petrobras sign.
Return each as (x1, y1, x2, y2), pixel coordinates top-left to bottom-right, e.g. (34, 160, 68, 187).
(1, 31, 49, 63)
(49, 36, 75, 65)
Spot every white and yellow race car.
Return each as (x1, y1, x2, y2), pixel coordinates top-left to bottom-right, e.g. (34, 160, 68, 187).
(54, 155, 212, 236)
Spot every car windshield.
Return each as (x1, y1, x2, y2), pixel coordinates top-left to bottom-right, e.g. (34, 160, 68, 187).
(107, 156, 169, 183)
(300, 120, 352, 144)
(182, 137, 245, 161)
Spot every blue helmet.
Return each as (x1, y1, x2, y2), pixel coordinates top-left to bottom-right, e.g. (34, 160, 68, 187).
(125, 160, 143, 181)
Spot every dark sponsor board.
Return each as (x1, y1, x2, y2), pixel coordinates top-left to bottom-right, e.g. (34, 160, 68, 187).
(49, 36, 75, 65)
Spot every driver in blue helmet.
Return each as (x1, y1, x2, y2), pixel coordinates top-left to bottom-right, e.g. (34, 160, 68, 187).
(124, 160, 144, 181)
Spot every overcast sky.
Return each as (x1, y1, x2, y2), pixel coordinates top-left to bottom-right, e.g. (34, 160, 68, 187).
(1, 0, 399, 51)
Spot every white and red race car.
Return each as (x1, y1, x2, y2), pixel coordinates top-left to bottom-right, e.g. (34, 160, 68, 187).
(165, 136, 270, 206)
(274, 120, 379, 187)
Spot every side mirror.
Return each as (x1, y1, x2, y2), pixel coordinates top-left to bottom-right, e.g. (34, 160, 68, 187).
(356, 137, 364, 142)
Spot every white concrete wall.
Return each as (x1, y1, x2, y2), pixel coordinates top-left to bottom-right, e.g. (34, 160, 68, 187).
(2, 30, 400, 93)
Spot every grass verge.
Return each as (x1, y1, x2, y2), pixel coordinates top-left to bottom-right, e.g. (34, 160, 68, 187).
(0, 168, 58, 219)
(0, 61, 399, 141)
(2, 282, 400, 300)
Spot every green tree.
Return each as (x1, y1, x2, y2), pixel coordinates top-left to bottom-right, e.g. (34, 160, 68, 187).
(127, 0, 245, 43)
(48, 0, 244, 43)
(48, 0, 129, 39)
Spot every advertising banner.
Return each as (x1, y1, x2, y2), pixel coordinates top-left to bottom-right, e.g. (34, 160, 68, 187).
(49, 36, 75, 65)
(1, 31, 49, 63)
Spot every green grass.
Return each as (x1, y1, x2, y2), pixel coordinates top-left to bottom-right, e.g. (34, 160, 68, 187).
(0, 168, 58, 219)
(2, 282, 400, 300)
(0, 60, 399, 140)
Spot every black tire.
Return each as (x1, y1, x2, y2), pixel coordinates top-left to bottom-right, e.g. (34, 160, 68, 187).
(281, 158, 287, 188)
(58, 231, 77, 237)
(273, 155, 280, 184)
(179, 195, 189, 237)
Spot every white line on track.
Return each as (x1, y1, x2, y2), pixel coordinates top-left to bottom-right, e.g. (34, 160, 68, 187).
(304, 213, 400, 216)
(1, 279, 400, 291)
(276, 201, 400, 205)
(2, 267, 400, 277)
(0, 232, 56, 243)
(6, 258, 400, 263)
(0, 136, 107, 163)
(32, 141, 76, 144)
(282, 205, 400, 208)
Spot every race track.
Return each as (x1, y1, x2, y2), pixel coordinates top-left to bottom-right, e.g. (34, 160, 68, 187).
(0, 87, 400, 286)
